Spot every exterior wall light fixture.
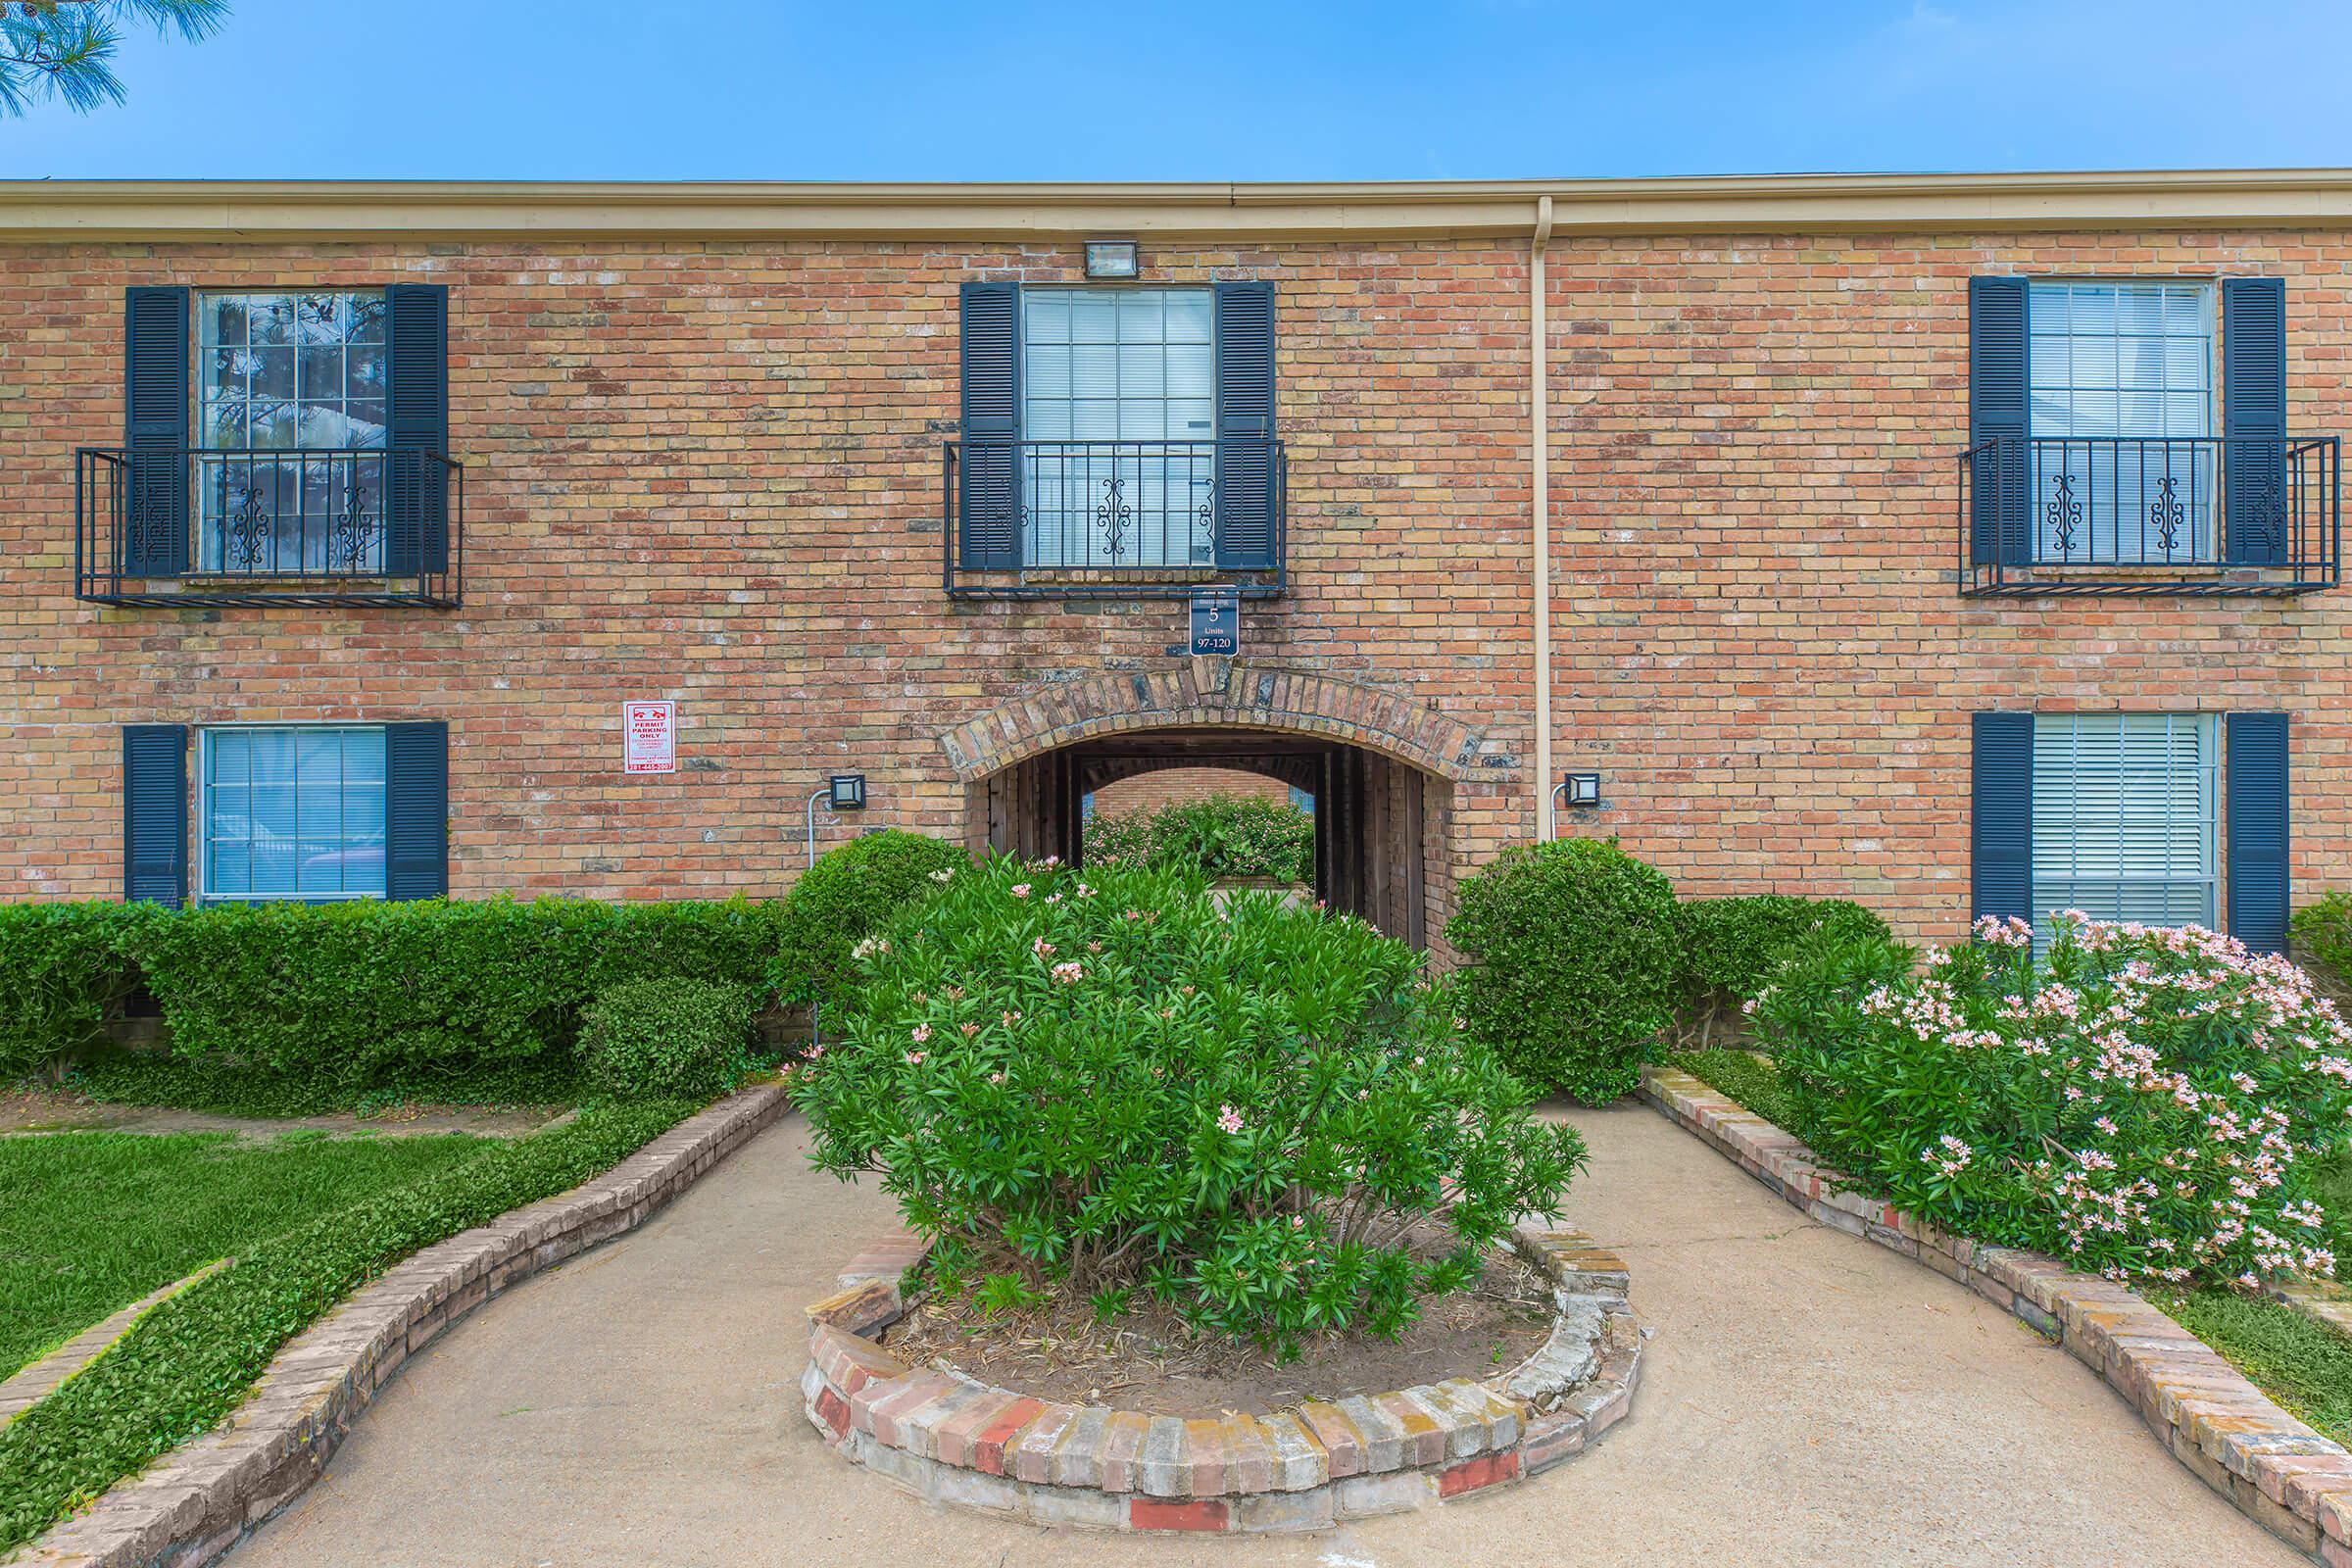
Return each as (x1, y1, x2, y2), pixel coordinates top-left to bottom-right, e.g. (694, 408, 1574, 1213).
(1557, 772, 1602, 809)
(1084, 240, 1140, 279)
(827, 773, 867, 811)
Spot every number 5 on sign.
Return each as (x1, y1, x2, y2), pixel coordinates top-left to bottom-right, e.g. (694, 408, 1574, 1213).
(623, 701, 676, 774)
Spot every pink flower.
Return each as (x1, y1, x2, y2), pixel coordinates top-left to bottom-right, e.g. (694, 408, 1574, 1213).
(911, 1024, 931, 1044)
(1010, 883, 1032, 899)
(1052, 960, 1084, 984)
(805, 1044, 825, 1060)
(988, 1071, 1005, 1085)
(905, 1052, 926, 1065)
(1032, 937, 1055, 958)
(1001, 1009, 1021, 1026)
(1217, 1104, 1245, 1135)
(960, 1021, 980, 1037)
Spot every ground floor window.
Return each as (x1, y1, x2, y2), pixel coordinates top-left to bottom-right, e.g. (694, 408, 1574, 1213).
(200, 726, 387, 902)
(2030, 712, 2217, 929)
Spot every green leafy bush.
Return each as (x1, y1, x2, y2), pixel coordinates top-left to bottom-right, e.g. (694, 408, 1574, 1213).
(0, 1099, 692, 1554)
(1086, 796, 1314, 882)
(1751, 912, 2352, 1286)
(1446, 838, 1681, 1102)
(122, 896, 780, 1085)
(580, 977, 753, 1100)
(2292, 893, 2352, 995)
(769, 830, 966, 1009)
(0, 903, 156, 1082)
(790, 856, 1584, 1348)
(1675, 894, 1891, 1034)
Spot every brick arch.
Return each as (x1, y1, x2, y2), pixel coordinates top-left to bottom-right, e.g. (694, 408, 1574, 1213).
(937, 663, 1484, 784)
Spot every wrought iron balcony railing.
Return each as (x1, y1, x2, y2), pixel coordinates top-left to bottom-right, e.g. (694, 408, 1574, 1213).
(942, 438, 1286, 599)
(1958, 435, 2338, 597)
(75, 446, 463, 608)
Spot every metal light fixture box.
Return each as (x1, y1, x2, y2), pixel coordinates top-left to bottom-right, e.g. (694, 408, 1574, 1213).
(1562, 772, 1602, 808)
(1084, 239, 1140, 279)
(827, 773, 867, 810)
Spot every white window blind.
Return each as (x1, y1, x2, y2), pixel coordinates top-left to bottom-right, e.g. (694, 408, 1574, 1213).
(202, 727, 388, 902)
(1020, 288, 1216, 568)
(2028, 281, 2216, 563)
(2031, 713, 2217, 932)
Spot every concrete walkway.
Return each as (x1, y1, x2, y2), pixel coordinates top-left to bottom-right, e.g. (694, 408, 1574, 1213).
(229, 1104, 2289, 1567)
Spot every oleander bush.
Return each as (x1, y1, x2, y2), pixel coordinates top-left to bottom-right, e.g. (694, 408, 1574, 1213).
(1749, 911, 2352, 1288)
(1446, 838, 1682, 1103)
(768, 830, 968, 1010)
(1673, 893, 1891, 1044)
(1085, 796, 1315, 883)
(580, 977, 754, 1101)
(789, 855, 1585, 1348)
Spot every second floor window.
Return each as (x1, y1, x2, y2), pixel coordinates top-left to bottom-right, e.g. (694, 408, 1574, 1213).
(2028, 281, 2216, 563)
(1021, 287, 1217, 569)
(197, 291, 389, 573)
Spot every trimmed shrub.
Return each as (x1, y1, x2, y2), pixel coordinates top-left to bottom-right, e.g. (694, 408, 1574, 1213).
(1751, 912, 2352, 1287)
(0, 903, 156, 1083)
(1086, 796, 1314, 883)
(2292, 893, 2352, 996)
(1446, 838, 1681, 1103)
(580, 977, 753, 1101)
(121, 896, 781, 1084)
(769, 830, 966, 1009)
(791, 856, 1584, 1348)
(1674, 894, 1891, 1044)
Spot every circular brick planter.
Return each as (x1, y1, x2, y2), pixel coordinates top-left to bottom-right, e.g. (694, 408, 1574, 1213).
(800, 1216, 1644, 1534)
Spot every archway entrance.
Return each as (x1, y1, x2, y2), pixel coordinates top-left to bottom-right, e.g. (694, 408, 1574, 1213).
(972, 727, 1440, 947)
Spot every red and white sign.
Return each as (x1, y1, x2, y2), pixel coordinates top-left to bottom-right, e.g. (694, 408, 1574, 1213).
(623, 701, 676, 774)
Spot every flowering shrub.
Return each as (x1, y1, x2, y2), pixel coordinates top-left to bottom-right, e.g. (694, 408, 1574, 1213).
(1752, 911, 2352, 1288)
(1085, 796, 1315, 883)
(790, 855, 1584, 1348)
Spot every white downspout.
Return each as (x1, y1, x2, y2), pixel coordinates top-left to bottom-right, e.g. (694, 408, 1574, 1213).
(1531, 195, 1555, 839)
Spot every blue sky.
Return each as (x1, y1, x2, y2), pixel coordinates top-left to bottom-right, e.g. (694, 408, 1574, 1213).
(3, 0, 2347, 181)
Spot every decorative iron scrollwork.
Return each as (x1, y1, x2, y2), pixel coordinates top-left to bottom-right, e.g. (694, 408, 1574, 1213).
(2245, 476, 2289, 555)
(2150, 475, 2185, 555)
(2045, 471, 2082, 556)
(1094, 474, 1133, 563)
(328, 470, 378, 572)
(224, 481, 271, 572)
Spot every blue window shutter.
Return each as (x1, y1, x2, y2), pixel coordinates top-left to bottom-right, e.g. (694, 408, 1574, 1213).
(123, 287, 189, 577)
(2224, 278, 2288, 568)
(1213, 280, 1278, 571)
(2226, 711, 2289, 954)
(122, 724, 187, 907)
(957, 282, 1021, 570)
(1968, 277, 2029, 567)
(1972, 711, 2033, 924)
(385, 284, 450, 576)
(384, 721, 449, 901)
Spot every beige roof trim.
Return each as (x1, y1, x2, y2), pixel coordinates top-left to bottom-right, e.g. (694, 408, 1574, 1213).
(8, 170, 2352, 242)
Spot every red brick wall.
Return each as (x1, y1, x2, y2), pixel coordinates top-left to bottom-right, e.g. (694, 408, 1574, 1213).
(1088, 768, 1297, 816)
(3, 225, 2348, 945)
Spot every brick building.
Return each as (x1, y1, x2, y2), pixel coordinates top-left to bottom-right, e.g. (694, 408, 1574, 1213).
(4, 172, 2347, 956)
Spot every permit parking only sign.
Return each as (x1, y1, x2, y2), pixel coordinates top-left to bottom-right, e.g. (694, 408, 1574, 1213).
(623, 701, 676, 773)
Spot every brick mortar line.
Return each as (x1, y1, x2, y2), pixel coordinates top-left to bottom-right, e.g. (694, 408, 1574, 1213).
(800, 1219, 1646, 1533)
(1638, 1064, 2352, 1563)
(10, 1083, 792, 1568)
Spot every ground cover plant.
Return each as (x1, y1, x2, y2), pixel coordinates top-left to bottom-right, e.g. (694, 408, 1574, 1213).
(1085, 796, 1315, 884)
(1446, 837, 1682, 1102)
(0, 1129, 494, 1380)
(791, 855, 1584, 1350)
(1750, 912, 2352, 1288)
(0, 1099, 693, 1553)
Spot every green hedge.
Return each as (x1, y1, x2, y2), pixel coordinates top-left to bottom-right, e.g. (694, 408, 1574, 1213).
(1085, 796, 1314, 883)
(1674, 894, 1891, 1041)
(581, 977, 754, 1101)
(1, 833, 966, 1092)
(0, 1099, 695, 1554)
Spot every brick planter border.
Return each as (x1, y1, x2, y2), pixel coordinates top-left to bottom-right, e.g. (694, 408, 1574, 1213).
(801, 1218, 1644, 1534)
(1641, 1064, 2352, 1563)
(19, 1083, 792, 1568)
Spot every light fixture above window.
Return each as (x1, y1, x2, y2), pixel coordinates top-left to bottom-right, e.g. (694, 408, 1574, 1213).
(1084, 239, 1140, 279)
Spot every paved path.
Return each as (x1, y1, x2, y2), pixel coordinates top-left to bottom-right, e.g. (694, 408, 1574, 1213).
(230, 1104, 2288, 1567)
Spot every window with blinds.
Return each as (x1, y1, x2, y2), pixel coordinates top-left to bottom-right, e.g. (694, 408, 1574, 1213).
(201, 726, 387, 902)
(2031, 713, 2217, 932)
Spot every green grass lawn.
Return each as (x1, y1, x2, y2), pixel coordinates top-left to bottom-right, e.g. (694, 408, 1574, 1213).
(0, 1130, 496, 1380)
(1666, 1047, 1808, 1133)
